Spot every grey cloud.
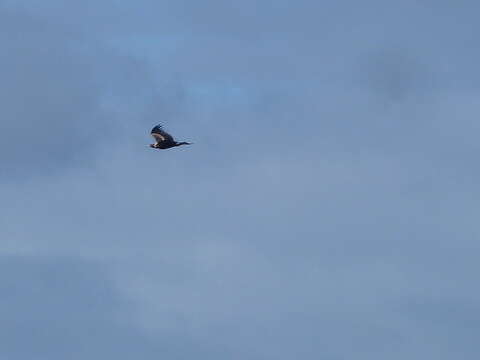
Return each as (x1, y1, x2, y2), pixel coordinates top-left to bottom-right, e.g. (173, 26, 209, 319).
(2, 0, 480, 359)
(0, 6, 159, 179)
(0, 255, 164, 359)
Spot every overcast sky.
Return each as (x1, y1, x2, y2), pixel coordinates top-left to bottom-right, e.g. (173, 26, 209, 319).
(1, 1, 480, 359)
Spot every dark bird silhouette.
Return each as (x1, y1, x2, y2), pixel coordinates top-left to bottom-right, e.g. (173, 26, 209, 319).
(149, 124, 191, 149)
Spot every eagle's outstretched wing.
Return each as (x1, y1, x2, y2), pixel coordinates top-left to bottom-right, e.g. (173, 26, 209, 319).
(151, 124, 174, 143)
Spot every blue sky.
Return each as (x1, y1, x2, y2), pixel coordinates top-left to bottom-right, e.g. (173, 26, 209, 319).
(1, 1, 480, 359)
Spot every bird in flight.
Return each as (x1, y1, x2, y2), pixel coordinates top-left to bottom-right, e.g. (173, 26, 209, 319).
(149, 124, 192, 150)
